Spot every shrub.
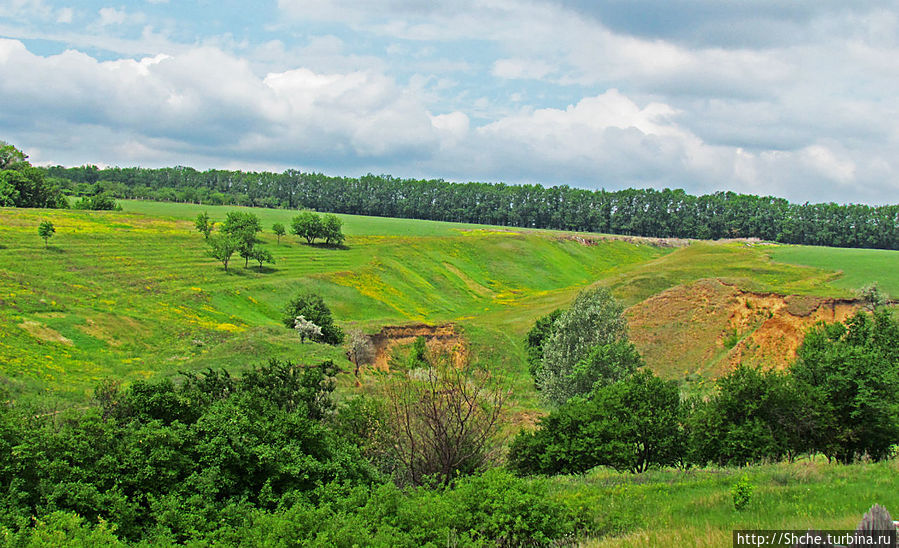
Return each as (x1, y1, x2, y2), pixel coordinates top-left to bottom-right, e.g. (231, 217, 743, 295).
(282, 292, 344, 344)
(731, 474, 754, 511)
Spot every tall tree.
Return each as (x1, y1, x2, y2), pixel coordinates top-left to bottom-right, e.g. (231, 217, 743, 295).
(536, 286, 637, 406)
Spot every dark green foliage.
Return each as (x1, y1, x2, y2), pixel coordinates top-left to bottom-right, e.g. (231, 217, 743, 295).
(791, 309, 899, 463)
(0, 361, 375, 543)
(282, 292, 344, 344)
(290, 210, 324, 244)
(38, 163, 899, 250)
(220, 211, 262, 267)
(687, 365, 812, 467)
(0, 370, 586, 546)
(525, 308, 562, 378)
(510, 370, 683, 475)
(0, 153, 67, 209)
(73, 192, 120, 210)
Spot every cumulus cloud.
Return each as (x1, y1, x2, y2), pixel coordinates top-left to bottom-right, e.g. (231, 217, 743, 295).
(0, 39, 439, 167)
(4, 0, 899, 204)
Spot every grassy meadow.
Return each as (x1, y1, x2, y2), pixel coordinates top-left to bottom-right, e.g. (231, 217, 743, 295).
(1, 200, 897, 406)
(554, 458, 899, 547)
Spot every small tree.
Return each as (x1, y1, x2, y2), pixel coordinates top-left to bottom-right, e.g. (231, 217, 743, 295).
(283, 292, 344, 344)
(383, 350, 509, 486)
(322, 214, 345, 246)
(294, 315, 323, 343)
(291, 211, 324, 244)
(251, 248, 274, 270)
(345, 328, 375, 376)
(857, 282, 888, 310)
(272, 223, 286, 244)
(195, 212, 214, 239)
(208, 235, 237, 272)
(37, 220, 55, 247)
(221, 211, 262, 267)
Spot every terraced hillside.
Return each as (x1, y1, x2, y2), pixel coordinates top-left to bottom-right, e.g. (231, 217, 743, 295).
(1, 201, 895, 405)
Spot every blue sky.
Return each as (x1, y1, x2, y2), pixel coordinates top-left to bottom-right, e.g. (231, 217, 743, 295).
(2, 1, 898, 203)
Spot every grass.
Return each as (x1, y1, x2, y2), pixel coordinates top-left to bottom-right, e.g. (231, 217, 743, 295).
(551, 458, 899, 546)
(769, 245, 899, 298)
(2, 201, 897, 406)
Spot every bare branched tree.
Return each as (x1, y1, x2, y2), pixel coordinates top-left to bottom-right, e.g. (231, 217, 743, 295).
(345, 328, 375, 376)
(382, 349, 509, 486)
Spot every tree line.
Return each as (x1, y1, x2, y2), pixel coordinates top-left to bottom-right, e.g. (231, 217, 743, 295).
(40, 164, 899, 249)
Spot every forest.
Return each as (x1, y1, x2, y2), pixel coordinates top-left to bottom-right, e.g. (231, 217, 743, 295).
(42, 164, 899, 250)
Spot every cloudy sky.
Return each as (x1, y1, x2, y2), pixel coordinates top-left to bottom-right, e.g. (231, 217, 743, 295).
(2, 1, 898, 203)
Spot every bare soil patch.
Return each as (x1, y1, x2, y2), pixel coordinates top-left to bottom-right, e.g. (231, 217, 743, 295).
(626, 279, 860, 378)
(366, 323, 466, 371)
(18, 320, 73, 346)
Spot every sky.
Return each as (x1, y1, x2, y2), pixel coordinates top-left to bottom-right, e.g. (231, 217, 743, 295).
(2, 1, 898, 204)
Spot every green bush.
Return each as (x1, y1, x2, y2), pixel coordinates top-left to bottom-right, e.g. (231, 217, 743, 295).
(731, 474, 754, 511)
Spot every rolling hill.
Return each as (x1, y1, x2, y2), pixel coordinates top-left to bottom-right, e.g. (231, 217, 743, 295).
(1, 200, 895, 406)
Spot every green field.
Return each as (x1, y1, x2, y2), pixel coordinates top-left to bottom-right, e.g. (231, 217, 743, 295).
(1, 201, 897, 405)
(770, 245, 899, 298)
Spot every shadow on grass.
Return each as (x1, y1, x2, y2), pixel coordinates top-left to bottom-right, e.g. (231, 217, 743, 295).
(45, 246, 65, 253)
(305, 242, 350, 251)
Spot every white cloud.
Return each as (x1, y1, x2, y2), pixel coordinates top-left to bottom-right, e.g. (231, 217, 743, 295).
(98, 7, 128, 26)
(56, 7, 74, 23)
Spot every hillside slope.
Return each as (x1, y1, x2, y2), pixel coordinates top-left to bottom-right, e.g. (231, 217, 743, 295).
(1, 201, 894, 404)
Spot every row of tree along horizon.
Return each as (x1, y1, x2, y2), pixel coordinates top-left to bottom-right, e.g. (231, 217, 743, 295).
(42, 164, 899, 250)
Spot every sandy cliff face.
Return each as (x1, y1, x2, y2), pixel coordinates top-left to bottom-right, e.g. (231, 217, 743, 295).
(626, 279, 860, 378)
(366, 323, 466, 371)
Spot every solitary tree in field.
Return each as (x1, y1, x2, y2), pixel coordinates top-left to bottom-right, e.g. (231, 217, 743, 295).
(283, 292, 344, 344)
(272, 223, 285, 244)
(37, 220, 55, 247)
(251, 248, 274, 270)
(195, 211, 214, 239)
(221, 211, 262, 267)
(208, 235, 237, 272)
(290, 211, 324, 244)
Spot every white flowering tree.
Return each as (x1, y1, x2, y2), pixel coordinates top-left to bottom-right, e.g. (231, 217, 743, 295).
(294, 315, 323, 343)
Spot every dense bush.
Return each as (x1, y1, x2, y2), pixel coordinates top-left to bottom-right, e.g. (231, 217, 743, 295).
(73, 192, 120, 210)
(0, 141, 67, 209)
(510, 370, 683, 475)
(282, 291, 345, 344)
(687, 365, 812, 467)
(791, 309, 899, 463)
(0, 361, 375, 543)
